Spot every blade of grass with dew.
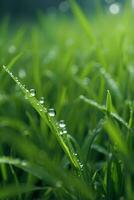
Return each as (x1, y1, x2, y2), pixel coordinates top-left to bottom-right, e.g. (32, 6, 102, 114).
(2, 65, 82, 171)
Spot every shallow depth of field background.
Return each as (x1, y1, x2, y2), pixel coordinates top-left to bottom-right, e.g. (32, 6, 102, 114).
(0, 0, 134, 200)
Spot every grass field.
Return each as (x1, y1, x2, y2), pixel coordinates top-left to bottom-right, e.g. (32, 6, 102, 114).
(0, 1, 134, 199)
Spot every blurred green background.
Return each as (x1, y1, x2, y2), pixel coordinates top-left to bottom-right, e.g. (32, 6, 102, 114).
(0, 0, 126, 19)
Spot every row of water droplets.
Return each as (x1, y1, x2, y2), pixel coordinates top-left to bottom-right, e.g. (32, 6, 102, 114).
(2, 65, 68, 136)
(2, 65, 83, 171)
(29, 88, 68, 136)
(29, 88, 83, 170)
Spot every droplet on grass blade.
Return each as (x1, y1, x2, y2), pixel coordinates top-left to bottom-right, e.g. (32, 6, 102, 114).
(39, 97, 45, 105)
(30, 89, 36, 97)
(60, 127, 67, 135)
(59, 120, 66, 128)
(48, 108, 56, 117)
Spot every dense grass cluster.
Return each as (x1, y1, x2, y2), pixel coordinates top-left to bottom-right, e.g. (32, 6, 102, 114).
(0, 1, 134, 199)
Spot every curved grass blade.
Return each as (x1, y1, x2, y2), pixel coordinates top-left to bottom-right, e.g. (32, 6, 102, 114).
(80, 95, 130, 130)
(7, 52, 23, 69)
(82, 119, 105, 163)
(0, 117, 28, 133)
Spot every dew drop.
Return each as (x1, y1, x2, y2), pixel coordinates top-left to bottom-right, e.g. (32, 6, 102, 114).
(60, 127, 67, 135)
(80, 163, 84, 168)
(30, 89, 36, 97)
(39, 97, 45, 105)
(48, 108, 56, 117)
(62, 127, 67, 134)
(59, 120, 66, 128)
(60, 131, 64, 135)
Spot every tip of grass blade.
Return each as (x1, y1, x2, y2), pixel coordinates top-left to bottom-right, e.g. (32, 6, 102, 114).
(106, 90, 112, 114)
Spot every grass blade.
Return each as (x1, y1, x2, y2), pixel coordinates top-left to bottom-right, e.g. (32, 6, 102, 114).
(104, 120, 128, 156)
(2, 65, 82, 171)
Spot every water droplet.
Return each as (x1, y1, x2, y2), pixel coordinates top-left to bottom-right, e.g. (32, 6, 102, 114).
(30, 89, 36, 97)
(48, 108, 56, 117)
(39, 97, 45, 105)
(80, 163, 83, 168)
(60, 131, 64, 135)
(62, 127, 67, 134)
(59, 120, 66, 128)
(109, 3, 120, 15)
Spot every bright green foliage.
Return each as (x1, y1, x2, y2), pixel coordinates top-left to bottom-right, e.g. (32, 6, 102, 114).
(0, 1, 134, 200)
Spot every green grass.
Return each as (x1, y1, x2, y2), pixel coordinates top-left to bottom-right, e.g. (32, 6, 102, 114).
(0, 1, 134, 199)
